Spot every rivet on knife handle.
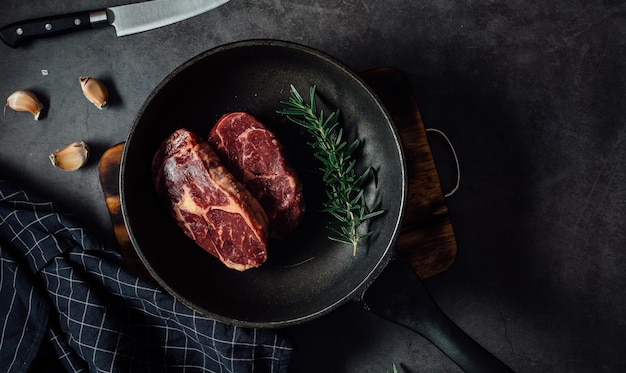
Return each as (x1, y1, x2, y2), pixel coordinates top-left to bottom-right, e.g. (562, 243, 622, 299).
(0, 10, 109, 48)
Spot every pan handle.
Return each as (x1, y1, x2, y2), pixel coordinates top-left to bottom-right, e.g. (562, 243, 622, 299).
(362, 259, 513, 373)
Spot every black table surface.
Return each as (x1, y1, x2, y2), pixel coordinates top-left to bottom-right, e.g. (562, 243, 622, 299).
(1, 1, 624, 372)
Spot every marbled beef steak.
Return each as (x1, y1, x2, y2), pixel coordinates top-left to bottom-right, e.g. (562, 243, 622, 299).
(152, 128, 269, 271)
(209, 112, 306, 238)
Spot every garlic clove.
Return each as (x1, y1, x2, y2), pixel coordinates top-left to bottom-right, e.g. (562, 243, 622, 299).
(79, 77, 108, 109)
(4, 90, 44, 120)
(49, 141, 89, 171)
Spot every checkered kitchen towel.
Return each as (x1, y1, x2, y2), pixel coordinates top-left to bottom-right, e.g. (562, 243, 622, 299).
(0, 180, 292, 372)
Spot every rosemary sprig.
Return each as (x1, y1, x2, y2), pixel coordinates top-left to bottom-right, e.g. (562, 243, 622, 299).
(278, 85, 384, 255)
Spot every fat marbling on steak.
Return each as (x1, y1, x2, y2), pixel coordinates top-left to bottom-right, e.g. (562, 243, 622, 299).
(208, 112, 306, 238)
(152, 128, 269, 271)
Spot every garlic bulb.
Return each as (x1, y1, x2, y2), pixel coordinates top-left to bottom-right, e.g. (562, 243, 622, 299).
(4, 90, 44, 120)
(49, 141, 89, 171)
(79, 77, 108, 109)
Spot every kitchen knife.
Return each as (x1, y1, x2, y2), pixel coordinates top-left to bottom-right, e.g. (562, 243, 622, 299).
(0, 0, 231, 48)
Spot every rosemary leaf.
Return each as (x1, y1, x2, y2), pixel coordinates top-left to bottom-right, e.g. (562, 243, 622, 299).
(278, 84, 384, 255)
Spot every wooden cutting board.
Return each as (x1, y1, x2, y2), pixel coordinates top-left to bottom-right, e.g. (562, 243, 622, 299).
(98, 67, 457, 279)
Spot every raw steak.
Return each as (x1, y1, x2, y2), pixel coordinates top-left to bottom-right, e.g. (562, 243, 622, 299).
(152, 128, 269, 271)
(208, 112, 306, 238)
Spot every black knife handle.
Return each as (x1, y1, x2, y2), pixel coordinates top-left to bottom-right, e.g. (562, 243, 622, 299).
(0, 10, 108, 48)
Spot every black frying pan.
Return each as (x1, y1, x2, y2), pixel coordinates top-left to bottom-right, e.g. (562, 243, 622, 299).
(120, 39, 512, 372)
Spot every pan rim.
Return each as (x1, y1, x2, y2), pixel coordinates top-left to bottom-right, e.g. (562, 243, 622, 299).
(120, 39, 408, 328)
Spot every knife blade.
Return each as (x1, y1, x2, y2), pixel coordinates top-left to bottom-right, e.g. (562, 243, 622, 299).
(0, 0, 230, 48)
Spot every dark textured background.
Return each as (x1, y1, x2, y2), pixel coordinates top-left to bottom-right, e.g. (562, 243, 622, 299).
(1, 1, 625, 372)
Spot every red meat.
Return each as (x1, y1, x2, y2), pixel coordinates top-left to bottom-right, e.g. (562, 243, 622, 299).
(208, 112, 306, 238)
(152, 128, 269, 271)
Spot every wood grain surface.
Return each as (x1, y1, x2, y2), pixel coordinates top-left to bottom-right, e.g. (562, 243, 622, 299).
(98, 67, 457, 279)
(361, 67, 458, 278)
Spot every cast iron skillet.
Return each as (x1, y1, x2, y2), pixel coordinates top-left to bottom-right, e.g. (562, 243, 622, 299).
(120, 39, 512, 372)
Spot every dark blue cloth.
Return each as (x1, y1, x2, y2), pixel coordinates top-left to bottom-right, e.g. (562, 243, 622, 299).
(0, 180, 292, 372)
